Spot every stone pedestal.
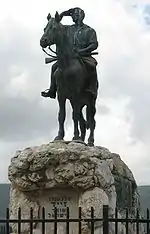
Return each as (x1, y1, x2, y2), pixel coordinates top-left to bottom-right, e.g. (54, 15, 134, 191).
(8, 141, 144, 234)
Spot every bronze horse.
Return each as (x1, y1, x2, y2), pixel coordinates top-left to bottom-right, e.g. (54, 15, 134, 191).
(40, 12, 98, 145)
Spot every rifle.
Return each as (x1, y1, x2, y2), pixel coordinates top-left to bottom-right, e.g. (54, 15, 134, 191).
(80, 52, 98, 56)
(45, 57, 57, 64)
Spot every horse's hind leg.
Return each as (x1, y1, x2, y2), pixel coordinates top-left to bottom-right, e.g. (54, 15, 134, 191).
(79, 107, 86, 142)
(88, 119, 96, 146)
(54, 97, 66, 141)
(87, 97, 96, 146)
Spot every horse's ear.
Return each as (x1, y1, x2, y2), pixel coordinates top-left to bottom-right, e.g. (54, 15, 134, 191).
(55, 11, 60, 22)
(47, 13, 51, 21)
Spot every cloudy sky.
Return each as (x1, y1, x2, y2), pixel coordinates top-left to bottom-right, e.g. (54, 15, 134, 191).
(0, 0, 150, 185)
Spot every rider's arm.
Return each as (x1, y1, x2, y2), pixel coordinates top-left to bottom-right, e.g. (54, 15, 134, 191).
(78, 29, 98, 55)
(59, 8, 74, 20)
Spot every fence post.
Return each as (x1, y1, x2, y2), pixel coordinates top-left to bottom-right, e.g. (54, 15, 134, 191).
(6, 208, 10, 234)
(18, 207, 21, 234)
(30, 208, 33, 234)
(147, 209, 149, 234)
(78, 207, 81, 234)
(66, 207, 69, 234)
(103, 205, 109, 234)
(125, 208, 128, 234)
(42, 207, 45, 234)
(54, 207, 57, 234)
(91, 207, 94, 234)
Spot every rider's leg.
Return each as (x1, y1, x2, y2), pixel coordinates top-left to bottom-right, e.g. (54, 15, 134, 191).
(86, 66, 98, 97)
(49, 62, 57, 97)
(41, 62, 58, 98)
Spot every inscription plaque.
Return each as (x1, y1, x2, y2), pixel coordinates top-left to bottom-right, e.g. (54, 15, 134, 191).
(48, 195, 71, 218)
(36, 188, 79, 234)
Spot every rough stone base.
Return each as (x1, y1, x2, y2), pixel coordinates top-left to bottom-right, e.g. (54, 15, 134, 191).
(8, 141, 144, 234)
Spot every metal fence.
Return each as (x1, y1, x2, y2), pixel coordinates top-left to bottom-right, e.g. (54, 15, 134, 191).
(0, 205, 149, 234)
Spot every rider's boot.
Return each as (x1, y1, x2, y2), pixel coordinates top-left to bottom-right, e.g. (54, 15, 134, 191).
(41, 88, 56, 99)
(41, 74, 57, 99)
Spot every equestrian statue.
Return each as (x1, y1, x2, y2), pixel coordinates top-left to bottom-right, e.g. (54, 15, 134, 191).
(40, 7, 99, 146)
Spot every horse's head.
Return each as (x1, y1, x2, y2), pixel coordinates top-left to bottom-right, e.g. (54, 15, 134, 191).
(40, 12, 62, 48)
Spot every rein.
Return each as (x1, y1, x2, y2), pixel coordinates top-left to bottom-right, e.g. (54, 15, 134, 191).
(42, 47, 57, 64)
(42, 47, 57, 59)
(48, 46, 57, 55)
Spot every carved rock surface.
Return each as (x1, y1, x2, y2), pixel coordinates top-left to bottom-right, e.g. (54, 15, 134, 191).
(9, 141, 144, 234)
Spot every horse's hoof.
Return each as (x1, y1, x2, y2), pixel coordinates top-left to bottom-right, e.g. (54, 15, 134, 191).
(88, 142, 94, 147)
(72, 136, 81, 141)
(72, 137, 87, 145)
(88, 140, 94, 147)
(89, 144, 94, 147)
(54, 136, 64, 141)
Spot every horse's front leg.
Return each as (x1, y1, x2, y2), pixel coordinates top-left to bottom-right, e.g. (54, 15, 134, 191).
(54, 97, 66, 141)
(70, 99, 80, 141)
